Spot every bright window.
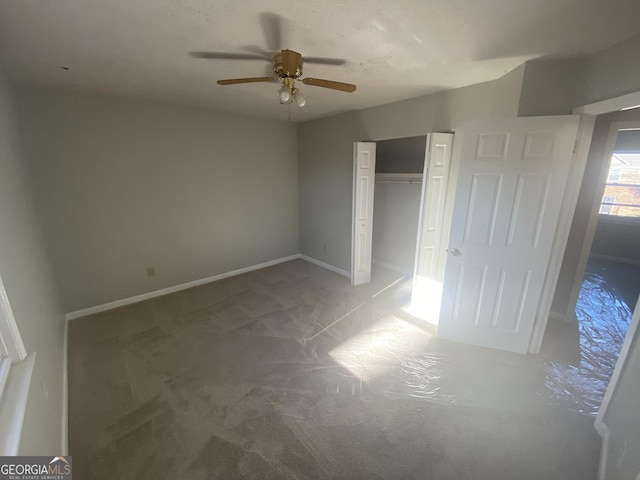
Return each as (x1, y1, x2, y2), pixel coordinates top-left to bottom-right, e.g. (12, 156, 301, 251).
(599, 153, 640, 218)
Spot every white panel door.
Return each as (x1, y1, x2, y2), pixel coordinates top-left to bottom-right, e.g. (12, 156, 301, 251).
(413, 133, 454, 282)
(410, 133, 454, 323)
(351, 142, 376, 286)
(438, 116, 581, 353)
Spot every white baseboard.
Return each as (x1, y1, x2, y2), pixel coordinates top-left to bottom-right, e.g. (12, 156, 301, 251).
(299, 255, 350, 278)
(372, 259, 413, 276)
(61, 316, 68, 455)
(594, 420, 609, 480)
(65, 254, 301, 321)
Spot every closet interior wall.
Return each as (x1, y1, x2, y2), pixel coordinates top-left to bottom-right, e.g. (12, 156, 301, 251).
(372, 136, 427, 275)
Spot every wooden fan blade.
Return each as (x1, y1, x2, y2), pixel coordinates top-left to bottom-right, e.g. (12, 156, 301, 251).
(217, 77, 276, 85)
(302, 78, 356, 93)
(190, 51, 268, 61)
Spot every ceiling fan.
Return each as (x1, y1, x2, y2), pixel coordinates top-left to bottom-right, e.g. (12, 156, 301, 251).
(189, 13, 355, 107)
(190, 48, 356, 107)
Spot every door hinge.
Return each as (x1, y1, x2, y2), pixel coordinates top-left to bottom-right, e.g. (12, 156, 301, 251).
(573, 140, 578, 155)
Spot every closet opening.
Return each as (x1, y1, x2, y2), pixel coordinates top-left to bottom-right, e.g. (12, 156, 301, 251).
(372, 136, 427, 278)
(351, 134, 454, 325)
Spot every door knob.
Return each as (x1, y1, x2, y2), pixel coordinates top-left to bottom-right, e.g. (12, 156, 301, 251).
(449, 248, 462, 257)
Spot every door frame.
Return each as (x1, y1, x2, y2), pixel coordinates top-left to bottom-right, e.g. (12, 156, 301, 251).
(350, 134, 447, 285)
(562, 120, 640, 325)
(527, 116, 596, 352)
(568, 91, 640, 480)
(594, 293, 640, 480)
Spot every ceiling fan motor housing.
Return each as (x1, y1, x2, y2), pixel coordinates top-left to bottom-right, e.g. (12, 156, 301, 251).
(273, 49, 303, 79)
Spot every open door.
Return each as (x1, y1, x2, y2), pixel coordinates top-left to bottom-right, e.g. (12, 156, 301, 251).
(351, 142, 376, 285)
(410, 133, 454, 323)
(438, 116, 584, 353)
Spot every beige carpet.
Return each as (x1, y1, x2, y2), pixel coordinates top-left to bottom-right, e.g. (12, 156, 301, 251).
(68, 259, 600, 479)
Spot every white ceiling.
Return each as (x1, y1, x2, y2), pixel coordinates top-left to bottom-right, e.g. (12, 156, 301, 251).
(1, 0, 640, 122)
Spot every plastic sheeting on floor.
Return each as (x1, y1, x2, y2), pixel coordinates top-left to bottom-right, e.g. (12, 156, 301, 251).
(542, 260, 635, 415)
(317, 260, 638, 416)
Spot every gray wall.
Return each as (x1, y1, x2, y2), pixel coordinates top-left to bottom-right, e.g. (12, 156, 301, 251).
(518, 59, 583, 117)
(591, 219, 640, 263)
(372, 136, 426, 273)
(517, 33, 640, 115)
(375, 136, 426, 174)
(602, 296, 640, 480)
(575, 33, 640, 107)
(372, 182, 422, 274)
(0, 70, 65, 453)
(15, 88, 299, 312)
(298, 65, 524, 272)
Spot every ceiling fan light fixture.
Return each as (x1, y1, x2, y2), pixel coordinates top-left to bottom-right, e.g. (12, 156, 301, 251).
(294, 89, 306, 107)
(206, 48, 356, 109)
(277, 85, 292, 104)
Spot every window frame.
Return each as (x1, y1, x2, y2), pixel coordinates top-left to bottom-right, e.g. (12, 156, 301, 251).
(598, 153, 640, 221)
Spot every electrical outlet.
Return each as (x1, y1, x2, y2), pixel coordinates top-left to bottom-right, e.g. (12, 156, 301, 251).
(323, 244, 327, 253)
(146, 266, 156, 277)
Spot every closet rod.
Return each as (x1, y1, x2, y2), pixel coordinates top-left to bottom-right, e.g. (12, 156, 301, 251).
(375, 178, 423, 185)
